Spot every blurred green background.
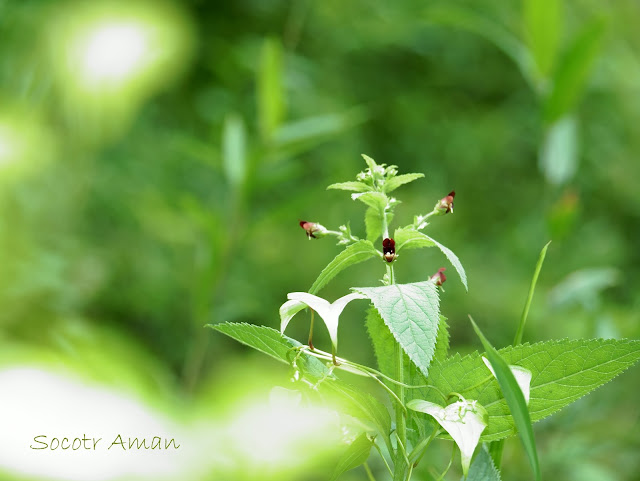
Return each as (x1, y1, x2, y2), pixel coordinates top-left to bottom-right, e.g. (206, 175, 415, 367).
(1, 0, 639, 480)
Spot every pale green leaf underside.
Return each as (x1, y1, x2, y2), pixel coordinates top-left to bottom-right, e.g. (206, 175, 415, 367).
(463, 445, 502, 481)
(383, 173, 424, 194)
(423, 234, 468, 291)
(354, 281, 440, 378)
(425, 338, 640, 441)
(309, 240, 379, 294)
(330, 434, 373, 481)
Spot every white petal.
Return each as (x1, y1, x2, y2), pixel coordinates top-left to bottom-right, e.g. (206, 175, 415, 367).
(440, 402, 487, 476)
(407, 399, 487, 477)
(286, 292, 365, 350)
(279, 299, 307, 334)
(482, 357, 532, 405)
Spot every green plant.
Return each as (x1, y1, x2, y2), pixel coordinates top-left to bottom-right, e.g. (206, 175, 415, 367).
(209, 155, 640, 480)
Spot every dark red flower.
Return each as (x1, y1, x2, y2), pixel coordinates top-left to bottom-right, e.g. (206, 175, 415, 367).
(299, 221, 327, 239)
(436, 190, 455, 214)
(430, 267, 447, 286)
(382, 238, 396, 263)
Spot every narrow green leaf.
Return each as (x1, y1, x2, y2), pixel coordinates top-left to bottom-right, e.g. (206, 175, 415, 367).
(523, 0, 562, 79)
(423, 6, 535, 88)
(464, 445, 502, 481)
(209, 322, 328, 380)
(273, 108, 368, 154)
(327, 181, 372, 193)
(258, 37, 285, 141)
(425, 338, 640, 441)
(309, 240, 379, 295)
(354, 281, 440, 378)
(427, 234, 468, 291)
(221, 113, 247, 188)
(365, 206, 383, 242)
(383, 173, 424, 194)
(544, 18, 606, 123)
(539, 116, 578, 185)
(469, 317, 540, 481)
(514, 241, 551, 345)
(330, 434, 374, 481)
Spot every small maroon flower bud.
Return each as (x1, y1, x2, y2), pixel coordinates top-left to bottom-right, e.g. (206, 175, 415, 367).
(430, 267, 447, 286)
(299, 220, 327, 239)
(435, 190, 455, 214)
(382, 238, 396, 263)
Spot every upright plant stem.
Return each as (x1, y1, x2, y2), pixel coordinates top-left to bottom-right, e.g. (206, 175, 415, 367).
(387, 263, 408, 481)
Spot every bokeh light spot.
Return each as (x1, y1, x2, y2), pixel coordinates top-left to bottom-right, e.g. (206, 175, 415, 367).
(82, 22, 149, 84)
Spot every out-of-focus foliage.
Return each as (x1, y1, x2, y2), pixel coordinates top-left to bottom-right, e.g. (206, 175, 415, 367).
(0, 0, 639, 480)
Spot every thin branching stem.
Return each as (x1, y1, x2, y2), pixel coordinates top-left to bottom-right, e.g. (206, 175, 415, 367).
(373, 440, 394, 477)
(364, 462, 377, 481)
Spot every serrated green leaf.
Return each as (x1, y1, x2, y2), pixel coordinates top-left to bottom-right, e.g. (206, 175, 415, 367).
(470, 318, 540, 481)
(544, 18, 606, 123)
(327, 181, 372, 193)
(383, 173, 424, 194)
(524, 0, 562, 80)
(258, 37, 285, 141)
(353, 191, 388, 210)
(309, 240, 379, 295)
(464, 445, 502, 481)
(365, 206, 383, 242)
(434, 316, 450, 363)
(394, 226, 436, 251)
(365, 306, 396, 378)
(425, 338, 640, 442)
(354, 281, 440, 378)
(330, 434, 373, 481)
(394, 229, 467, 291)
(209, 322, 328, 380)
(211, 322, 391, 451)
(211, 322, 391, 440)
